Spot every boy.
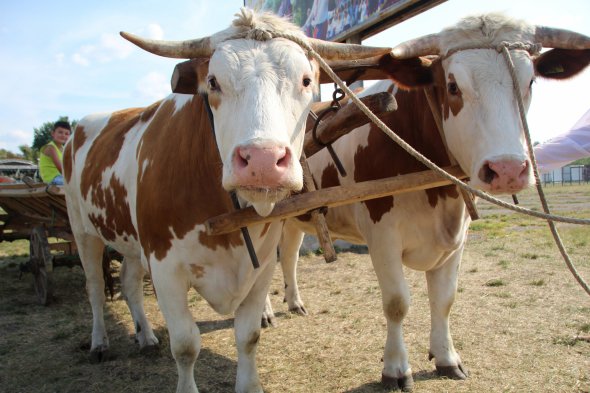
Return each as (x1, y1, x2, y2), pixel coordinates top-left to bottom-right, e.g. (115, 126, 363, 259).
(39, 121, 71, 185)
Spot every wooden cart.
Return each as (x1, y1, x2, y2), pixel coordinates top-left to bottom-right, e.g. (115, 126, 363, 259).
(0, 181, 115, 305)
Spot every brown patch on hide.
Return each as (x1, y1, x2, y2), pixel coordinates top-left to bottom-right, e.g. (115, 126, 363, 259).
(320, 163, 340, 188)
(385, 294, 408, 323)
(63, 141, 73, 183)
(352, 86, 459, 221)
(140, 100, 162, 123)
(72, 125, 87, 156)
(87, 175, 137, 242)
(425, 185, 460, 209)
(190, 264, 205, 279)
(80, 108, 143, 205)
(245, 331, 260, 354)
(136, 96, 242, 261)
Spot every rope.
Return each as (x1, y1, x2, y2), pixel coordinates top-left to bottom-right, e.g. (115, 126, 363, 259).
(272, 31, 590, 295)
(499, 44, 590, 295)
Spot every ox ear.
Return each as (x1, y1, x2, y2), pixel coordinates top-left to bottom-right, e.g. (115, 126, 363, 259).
(171, 58, 210, 95)
(378, 54, 434, 89)
(534, 48, 590, 80)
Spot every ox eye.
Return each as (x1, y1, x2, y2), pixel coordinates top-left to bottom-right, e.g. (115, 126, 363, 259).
(448, 82, 460, 96)
(208, 76, 219, 91)
(302, 77, 312, 87)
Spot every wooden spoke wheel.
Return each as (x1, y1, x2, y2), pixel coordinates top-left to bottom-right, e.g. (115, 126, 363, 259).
(29, 226, 54, 305)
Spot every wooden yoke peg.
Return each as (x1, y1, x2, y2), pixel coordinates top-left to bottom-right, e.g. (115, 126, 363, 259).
(300, 153, 337, 263)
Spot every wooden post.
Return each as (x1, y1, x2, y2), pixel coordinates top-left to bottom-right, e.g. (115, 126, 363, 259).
(300, 153, 337, 263)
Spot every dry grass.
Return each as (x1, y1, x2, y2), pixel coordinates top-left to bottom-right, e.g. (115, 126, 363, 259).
(0, 184, 589, 392)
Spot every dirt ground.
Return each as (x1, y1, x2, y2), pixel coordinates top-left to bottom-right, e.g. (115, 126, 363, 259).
(0, 184, 589, 393)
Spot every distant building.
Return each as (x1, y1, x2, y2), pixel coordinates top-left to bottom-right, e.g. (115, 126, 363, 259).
(541, 164, 589, 184)
(0, 159, 38, 181)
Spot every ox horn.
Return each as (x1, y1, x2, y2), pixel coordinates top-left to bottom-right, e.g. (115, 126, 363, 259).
(534, 26, 590, 49)
(308, 38, 391, 60)
(120, 32, 214, 59)
(390, 33, 441, 59)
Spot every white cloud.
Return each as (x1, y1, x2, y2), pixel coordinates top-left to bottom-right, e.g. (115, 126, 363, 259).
(100, 32, 134, 60)
(55, 53, 65, 66)
(146, 23, 164, 40)
(71, 32, 135, 67)
(0, 128, 33, 152)
(136, 72, 171, 101)
(72, 53, 90, 66)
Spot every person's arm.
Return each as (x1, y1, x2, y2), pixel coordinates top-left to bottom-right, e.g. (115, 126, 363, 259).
(533, 108, 590, 173)
(43, 144, 63, 174)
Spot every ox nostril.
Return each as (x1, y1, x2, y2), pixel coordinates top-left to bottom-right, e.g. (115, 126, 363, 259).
(276, 148, 290, 168)
(479, 162, 497, 184)
(236, 148, 250, 169)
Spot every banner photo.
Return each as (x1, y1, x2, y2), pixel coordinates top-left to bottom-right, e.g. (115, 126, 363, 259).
(244, 0, 407, 41)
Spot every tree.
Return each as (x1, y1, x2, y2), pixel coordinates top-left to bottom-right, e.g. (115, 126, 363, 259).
(19, 145, 38, 162)
(32, 116, 77, 151)
(571, 157, 590, 166)
(0, 149, 22, 159)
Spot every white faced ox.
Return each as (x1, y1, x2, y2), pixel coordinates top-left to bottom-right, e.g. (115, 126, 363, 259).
(274, 13, 590, 391)
(63, 9, 390, 393)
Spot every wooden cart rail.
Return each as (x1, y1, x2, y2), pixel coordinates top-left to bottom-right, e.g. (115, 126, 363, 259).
(0, 183, 71, 242)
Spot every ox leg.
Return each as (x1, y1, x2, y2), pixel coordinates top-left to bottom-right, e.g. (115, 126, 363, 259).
(278, 221, 306, 315)
(76, 234, 111, 362)
(368, 239, 413, 391)
(234, 261, 276, 393)
(425, 249, 468, 379)
(261, 294, 275, 328)
(119, 257, 159, 352)
(151, 263, 199, 393)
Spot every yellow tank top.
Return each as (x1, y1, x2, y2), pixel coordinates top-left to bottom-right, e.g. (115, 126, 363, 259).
(39, 141, 63, 183)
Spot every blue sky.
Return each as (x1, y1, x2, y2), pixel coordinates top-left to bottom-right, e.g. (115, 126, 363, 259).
(1, 0, 589, 154)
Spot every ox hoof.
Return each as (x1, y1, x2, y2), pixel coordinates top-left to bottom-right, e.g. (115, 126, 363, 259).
(89, 347, 112, 363)
(139, 344, 160, 357)
(261, 315, 275, 328)
(436, 364, 469, 380)
(382, 373, 414, 392)
(289, 305, 308, 316)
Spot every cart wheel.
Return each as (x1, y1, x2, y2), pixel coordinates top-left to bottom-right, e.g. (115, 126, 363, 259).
(30, 226, 54, 305)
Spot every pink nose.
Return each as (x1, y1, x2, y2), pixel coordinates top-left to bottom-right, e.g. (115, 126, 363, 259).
(478, 158, 530, 193)
(232, 145, 291, 188)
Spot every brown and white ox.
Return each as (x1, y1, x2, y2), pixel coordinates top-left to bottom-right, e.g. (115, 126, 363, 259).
(273, 13, 590, 390)
(63, 9, 390, 393)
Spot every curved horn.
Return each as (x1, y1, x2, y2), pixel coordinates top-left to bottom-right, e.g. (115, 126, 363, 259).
(307, 38, 391, 60)
(534, 26, 590, 50)
(120, 32, 214, 59)
(391, 33, 441, 59)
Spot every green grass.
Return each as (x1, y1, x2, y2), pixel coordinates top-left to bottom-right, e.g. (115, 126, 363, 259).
(485, 278, 506, 287)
